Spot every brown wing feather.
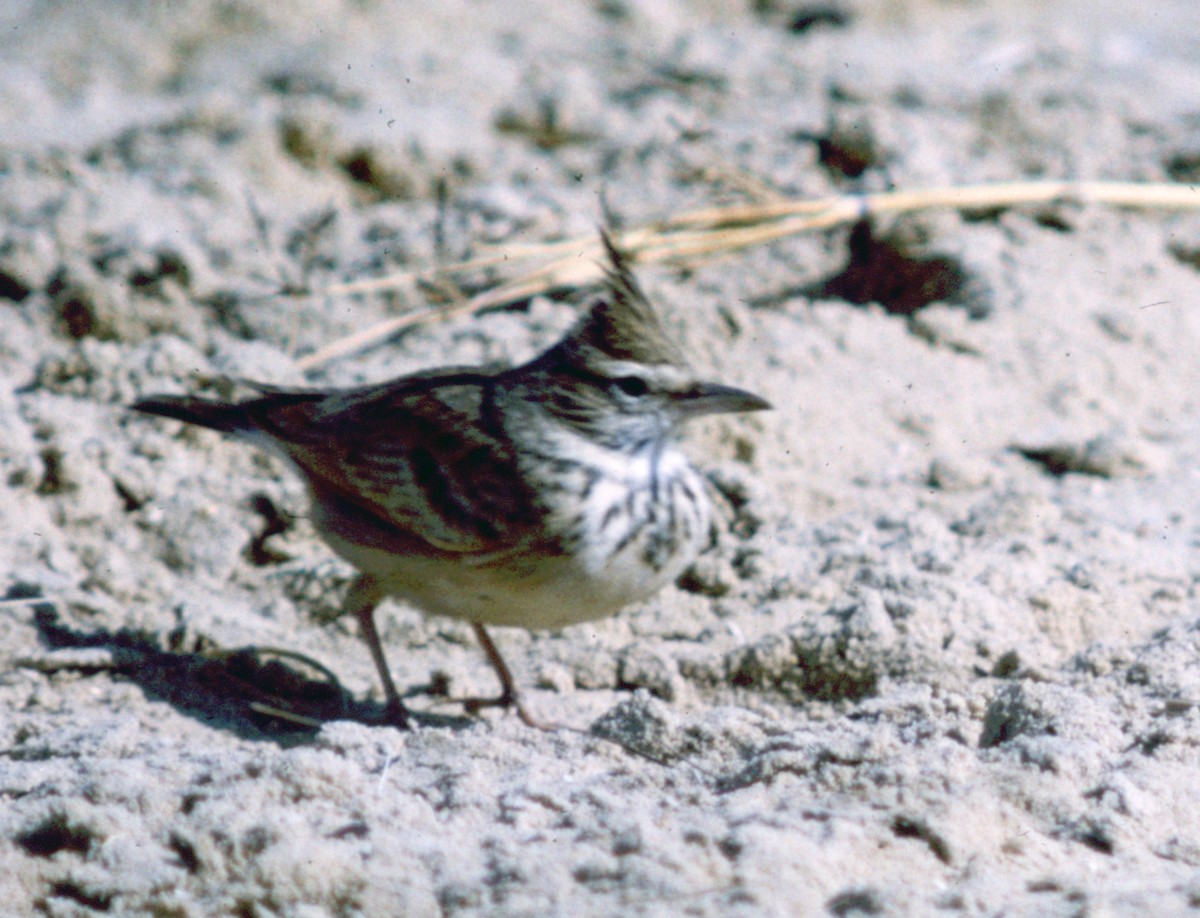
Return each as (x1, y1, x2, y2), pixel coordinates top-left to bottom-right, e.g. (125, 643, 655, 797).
(243, 373, 542, 556)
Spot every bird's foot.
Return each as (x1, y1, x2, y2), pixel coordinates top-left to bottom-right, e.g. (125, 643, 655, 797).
(459, 690, 557, 731)
(378, 697, 411, 730)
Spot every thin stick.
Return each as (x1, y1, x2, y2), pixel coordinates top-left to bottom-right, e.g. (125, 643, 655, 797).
(203, 644, 347, 692)
(248, 702, 325, 729)
(295, 180, 1200, 370)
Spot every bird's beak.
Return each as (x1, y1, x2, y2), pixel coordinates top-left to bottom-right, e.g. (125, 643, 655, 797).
(672, 382, 772, 418)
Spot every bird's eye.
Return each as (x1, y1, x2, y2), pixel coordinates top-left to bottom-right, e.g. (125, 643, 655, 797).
(613, 375, 650, 397)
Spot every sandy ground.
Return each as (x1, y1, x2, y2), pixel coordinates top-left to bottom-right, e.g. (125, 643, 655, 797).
(2, 1, 1200, 914)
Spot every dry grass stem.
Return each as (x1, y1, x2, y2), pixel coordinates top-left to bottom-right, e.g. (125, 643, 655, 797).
(297, 181, 1199, 370)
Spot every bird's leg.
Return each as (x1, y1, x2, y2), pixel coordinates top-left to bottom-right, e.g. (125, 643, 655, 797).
(346, 574, 410, 729)
(462, 623, 554, 730)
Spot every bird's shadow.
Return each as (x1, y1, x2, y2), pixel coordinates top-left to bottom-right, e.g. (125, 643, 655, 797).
(25, 600, 471, 744)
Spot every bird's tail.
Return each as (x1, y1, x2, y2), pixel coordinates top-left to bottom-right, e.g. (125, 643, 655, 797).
(130, 394, 251, 434)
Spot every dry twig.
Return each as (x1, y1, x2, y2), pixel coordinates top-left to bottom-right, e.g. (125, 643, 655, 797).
(297, 180, 1200, 370)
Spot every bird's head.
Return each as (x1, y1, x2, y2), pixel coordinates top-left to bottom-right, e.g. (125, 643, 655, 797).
(508, 232, 770, 453)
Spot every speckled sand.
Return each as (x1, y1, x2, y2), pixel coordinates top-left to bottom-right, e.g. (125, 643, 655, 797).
(2, 2, 1200, 915)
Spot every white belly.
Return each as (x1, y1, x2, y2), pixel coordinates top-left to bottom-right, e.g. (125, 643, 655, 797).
(321, 446, 711, 630)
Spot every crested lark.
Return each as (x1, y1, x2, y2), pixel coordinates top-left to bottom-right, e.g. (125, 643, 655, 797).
(132, 233, 770, 728)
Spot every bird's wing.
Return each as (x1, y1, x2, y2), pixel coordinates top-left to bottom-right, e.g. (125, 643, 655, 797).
(243, 371, 542, 556)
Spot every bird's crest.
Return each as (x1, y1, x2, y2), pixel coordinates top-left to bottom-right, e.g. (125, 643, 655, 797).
(567, 232, 687, 368)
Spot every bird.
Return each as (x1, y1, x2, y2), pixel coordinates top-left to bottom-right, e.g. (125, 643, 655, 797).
(131, 232, 770, 728)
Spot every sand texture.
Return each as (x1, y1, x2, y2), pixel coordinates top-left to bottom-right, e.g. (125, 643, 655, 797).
(2, 1, 1200, 914)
